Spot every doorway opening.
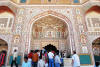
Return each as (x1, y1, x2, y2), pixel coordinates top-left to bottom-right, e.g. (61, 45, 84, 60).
(44, 44, 57, 52)
(92, 37, 100, 66)
(0, 39, 8, 66)
(31, 15, 71, 58)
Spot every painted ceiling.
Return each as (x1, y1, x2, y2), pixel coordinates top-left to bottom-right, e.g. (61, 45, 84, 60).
(33, 15, 67, 32)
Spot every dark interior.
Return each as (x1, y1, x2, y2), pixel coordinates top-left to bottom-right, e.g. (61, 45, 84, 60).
(44, 44, 57, 52)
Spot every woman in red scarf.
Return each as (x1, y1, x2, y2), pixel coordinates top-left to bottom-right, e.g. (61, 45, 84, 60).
(0, 52, 5, 66)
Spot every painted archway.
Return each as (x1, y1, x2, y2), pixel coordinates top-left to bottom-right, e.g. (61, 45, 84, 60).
(85, 5, 100, 66)
(92, 37, 100, 66)
(31, 15, 68, 50)
(24, 10, 75, 54)
(0, 6, 15, 65)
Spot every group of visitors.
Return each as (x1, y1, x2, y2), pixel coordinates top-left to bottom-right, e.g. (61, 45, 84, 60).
(22, 49, 63, 67)
(10, 48, 81, 67)
(1, 48, 100, 67)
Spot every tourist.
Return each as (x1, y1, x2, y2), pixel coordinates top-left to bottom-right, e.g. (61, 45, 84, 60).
(96, 62, 100, 67)
(32, 50, 34, 66)
(45, 63, 48, 67)
(48, 50, 54, 67)
(60, 57, 64, 67)
(37, 56, 45, 67)
(60, 51, 64, 67)
(39, 50, 43, 59)
(60, 51, 63, 58)
(72, 51, 80, 67)
(28, 50, 33, 59)
(63, 50, 67, 58)
(22, 56, 31, 67)
(42, 47, 45, 54)
(0, 51, 6, 66)
(0, 52, 1, 65)
(55, 50, 61, 67)
(99, 62, 100, 67)
(28, 50, 33, 67)
(37, 50, 40, 57)
(32, 50, 38, 67)
(98, 64, 100, 67)
(11, 49, 18, 67)
(44, 51, 48, 67)
(44, 51, 48, 63)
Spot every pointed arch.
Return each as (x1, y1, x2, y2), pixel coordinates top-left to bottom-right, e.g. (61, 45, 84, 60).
(25, 10, 76, 53)
(0, 6, 15, 16)
(85, 5, 100, 14)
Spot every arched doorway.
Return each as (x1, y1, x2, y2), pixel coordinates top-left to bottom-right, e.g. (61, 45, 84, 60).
(85, 5, 100, 66)
(0, 39, 8, 66)
(92, 37, 100, 66)
(31, 15, 71, 57)
(44, 44, 57, 52)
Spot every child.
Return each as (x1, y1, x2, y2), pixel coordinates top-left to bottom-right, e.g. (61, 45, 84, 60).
(37, 56, 45, 67)
(22, 56, 31, 67)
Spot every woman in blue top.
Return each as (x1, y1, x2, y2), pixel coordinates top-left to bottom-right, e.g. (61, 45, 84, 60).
(55, 50, 61, 67)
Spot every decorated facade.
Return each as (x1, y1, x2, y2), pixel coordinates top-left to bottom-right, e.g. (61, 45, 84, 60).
(0, 0, 100, 66)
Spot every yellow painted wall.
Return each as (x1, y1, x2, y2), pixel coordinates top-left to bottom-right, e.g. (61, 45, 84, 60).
(43, 0, 48, 4)
(11, 0, 17, 3)
(30, 0, 41, 4)
(43, 0, 71, 4)
(81, 0, 88, 3)
(11, 0, 76, 4)
(59, 0, 71, 4)
(11, 0, 20, 3)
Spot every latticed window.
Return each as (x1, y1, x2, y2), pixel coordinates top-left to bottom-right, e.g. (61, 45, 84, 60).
(0, 18, 8, 28)
(91, 18, 100, 27)
(86, 17, 100, 32)
(87, 18, 100, 27)
(0, 18, 14, 28)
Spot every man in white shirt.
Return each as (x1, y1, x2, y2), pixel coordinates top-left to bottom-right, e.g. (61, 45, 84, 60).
(13, 50, 18, 60)
(11, 49, 18, 67)
(48, 50, 54, 67)
(37, 57, 45, 67)
(72, 51, 80, 67)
